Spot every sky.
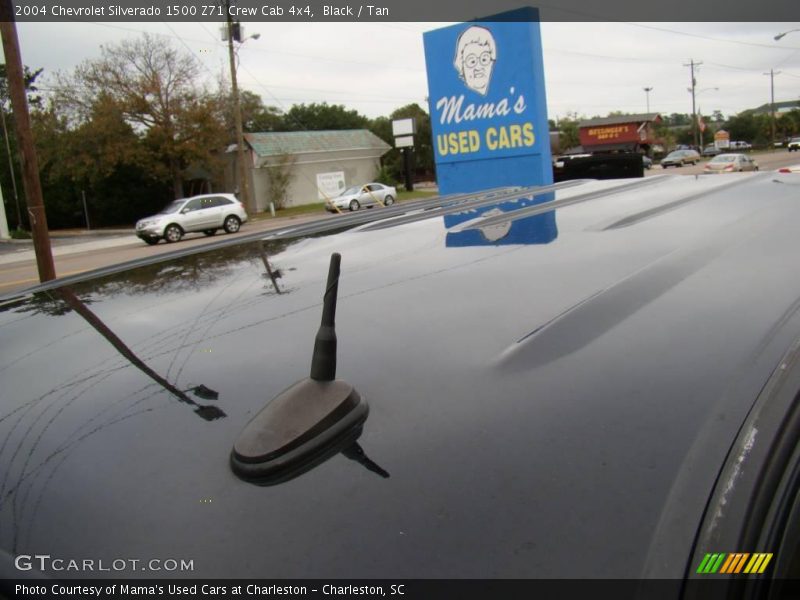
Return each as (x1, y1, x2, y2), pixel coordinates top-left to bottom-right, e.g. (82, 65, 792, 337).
(9, 20, 800, 123)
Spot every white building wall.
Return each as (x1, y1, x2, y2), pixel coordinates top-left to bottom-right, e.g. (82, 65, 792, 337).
(251, 150, 384, 210)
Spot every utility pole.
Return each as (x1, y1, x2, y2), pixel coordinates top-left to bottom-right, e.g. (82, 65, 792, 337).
(224, 0, 252, 213)
(643, 87, 653, 113)
(0, 5, 55, 281)
(684, 59, 702, 151)
(763, 69, 780, 149)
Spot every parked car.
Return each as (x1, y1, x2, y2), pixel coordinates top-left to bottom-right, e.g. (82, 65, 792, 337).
(788, 137, 800, 152)
(135, 193, 247, 245)
(3, 176, 800, 585)
(660, 149, 700, 167)
(326, 183, 397, 212)
(703, 153, 759, 173)
(729, 140, 752, 150)
(702, 144, 721, 157)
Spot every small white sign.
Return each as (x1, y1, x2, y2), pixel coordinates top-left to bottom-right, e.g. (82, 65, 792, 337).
(316, 171, 346, 200)
(392, 118, 416, 137)
(395, 136, 414, 148)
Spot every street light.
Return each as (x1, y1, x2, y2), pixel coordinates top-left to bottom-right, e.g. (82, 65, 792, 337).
(774, 29, 800, 41)
(232, 33, 260, 75)
(643, 87, 653, 113)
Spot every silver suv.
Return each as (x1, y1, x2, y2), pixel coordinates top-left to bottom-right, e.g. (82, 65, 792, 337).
(135, 193, 248, 245)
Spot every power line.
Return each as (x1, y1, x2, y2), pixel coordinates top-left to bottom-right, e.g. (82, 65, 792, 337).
(624, 22, 800, 51)
(88, 21, 421, 72)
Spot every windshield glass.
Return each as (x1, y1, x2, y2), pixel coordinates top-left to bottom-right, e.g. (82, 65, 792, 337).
(338, 186, 361, 196)
(159, 200, 185, 214)
(711, 155, 736, 162)
(666, 152, 683, 158)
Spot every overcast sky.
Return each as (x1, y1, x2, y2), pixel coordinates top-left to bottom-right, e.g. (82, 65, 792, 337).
(10, 21, 800, 122)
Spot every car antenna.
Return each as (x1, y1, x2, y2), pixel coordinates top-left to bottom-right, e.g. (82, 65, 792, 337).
(231, 253, 369, 484)
(310, 252, 341, 381)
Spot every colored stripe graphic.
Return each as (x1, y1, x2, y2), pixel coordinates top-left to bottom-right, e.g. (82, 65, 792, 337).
(733, 554, 750, 574)
(745, 554, 773, 574)
(698, 553, 774, 575)
(696, 554, 713, 573)
(697, 553, 727, 574)
(719, 554, 735, 574)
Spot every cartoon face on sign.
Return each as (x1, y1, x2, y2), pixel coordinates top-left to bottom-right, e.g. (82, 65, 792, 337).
(453, 25, 497, 96)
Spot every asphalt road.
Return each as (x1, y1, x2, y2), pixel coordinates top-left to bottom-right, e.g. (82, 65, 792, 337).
(0, 212, 334, 296)
(2, 149, 798, 296)
(644, 148, 796, 176)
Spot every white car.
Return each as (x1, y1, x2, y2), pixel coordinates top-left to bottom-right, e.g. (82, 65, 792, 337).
(135, 193, 248, 245)
(703, 153, 759, 173)
(326, 183, 397, 212)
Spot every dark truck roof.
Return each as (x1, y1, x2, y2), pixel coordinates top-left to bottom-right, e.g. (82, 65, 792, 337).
(1, 173, 800, 579)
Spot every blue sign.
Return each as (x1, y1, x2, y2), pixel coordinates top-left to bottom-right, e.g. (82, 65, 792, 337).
(444, 192, 558, 248)
(423, 8, 553, 195)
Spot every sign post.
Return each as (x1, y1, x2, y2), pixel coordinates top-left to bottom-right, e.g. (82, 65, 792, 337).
(392, 118, 416, 192)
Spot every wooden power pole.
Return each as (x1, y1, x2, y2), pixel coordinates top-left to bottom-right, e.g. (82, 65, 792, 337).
(0, 2, 55, 281)
(224, 1, 252, 213)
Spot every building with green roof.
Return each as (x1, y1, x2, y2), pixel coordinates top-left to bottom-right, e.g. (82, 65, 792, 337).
(225, 129, 391, 212)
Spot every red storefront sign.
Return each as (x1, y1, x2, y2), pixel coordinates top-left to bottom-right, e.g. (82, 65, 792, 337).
(579, 124, 642, 146)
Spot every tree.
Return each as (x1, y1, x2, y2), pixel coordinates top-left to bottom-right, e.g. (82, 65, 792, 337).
(652, 120, 677, 151)
(724, 111, 771, 145)
(663, 113, 692, 127)
(281, 102, 369, 131)
(264, 152, 296, 210)
(245, 101, 284, 133)
(216, 80, 284, 135)
(776, 109, 800, 141)
(553, 114, 581, 152)
(0, 63, 43, 108)
(0, 63, 43, 229)
(32, 98, 170, 228)
(57, 34, 225, 199)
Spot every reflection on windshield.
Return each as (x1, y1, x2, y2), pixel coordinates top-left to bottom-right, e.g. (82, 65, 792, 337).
(444, 192, 558, 247)
(339, 186, 360, 197)
(259, 242, 283, 295)
(0, 239, 299, 305)
(158, 200, 184, 214)
(56, 288, 226, 421)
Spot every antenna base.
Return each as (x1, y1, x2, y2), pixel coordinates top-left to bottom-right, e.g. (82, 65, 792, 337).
(231, 378, 367, 484)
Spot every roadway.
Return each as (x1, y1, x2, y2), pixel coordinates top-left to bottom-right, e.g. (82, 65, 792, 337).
(1, 149, 798, 297)
(644, 148, 796, 176)
(0, 212, 333, 296)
